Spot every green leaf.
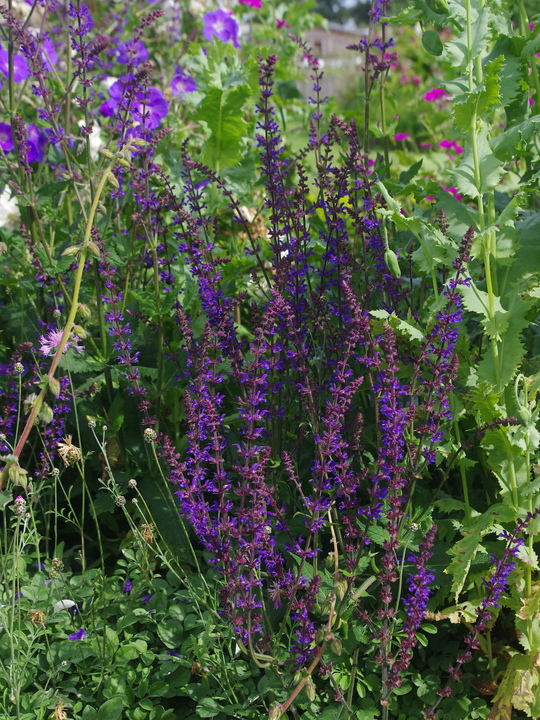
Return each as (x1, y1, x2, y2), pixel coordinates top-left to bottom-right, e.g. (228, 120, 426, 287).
(97, 696, 124, 720)
(422, 30, 444, 56)
(197, 697, 226, 718)
(156, 617, 184, 649)
(491, 117, 540, 161)
(459, 281, 509, 340)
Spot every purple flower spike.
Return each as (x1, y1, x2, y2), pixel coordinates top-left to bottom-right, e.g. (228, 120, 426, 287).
(0, 45, 29, 82)
(0, 122, 14, 153)
(171, 67, 197, 97)
(203, 9, 241, 49)
(68, 628, 86, 641)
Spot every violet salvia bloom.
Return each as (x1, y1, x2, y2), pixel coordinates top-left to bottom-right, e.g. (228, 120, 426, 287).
(384, 525, 437, 693)
(203, 9, 241, 49)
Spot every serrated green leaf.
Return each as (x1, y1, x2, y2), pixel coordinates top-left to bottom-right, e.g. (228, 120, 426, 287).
(452, 58, 502, 131)
(452, 127, 504, 197)
(491, 117, 540, 161)
(445, 2, 490, 70)
(196, 86, 250, 169)
(445, 504, 516, 600)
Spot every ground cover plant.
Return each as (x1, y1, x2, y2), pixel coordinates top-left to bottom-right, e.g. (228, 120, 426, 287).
(1, 0, 540, 718)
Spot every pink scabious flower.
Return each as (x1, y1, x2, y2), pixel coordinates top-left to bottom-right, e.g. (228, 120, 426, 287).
(39, 328, 84, 357)
(239, 0, 262, 7)
(424, 88, 449, 102)
(393, 133, 410, 141)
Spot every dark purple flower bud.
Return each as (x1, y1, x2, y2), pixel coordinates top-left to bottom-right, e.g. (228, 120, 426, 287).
(203, 9, 241, 49)
(123, 579, 133, 593)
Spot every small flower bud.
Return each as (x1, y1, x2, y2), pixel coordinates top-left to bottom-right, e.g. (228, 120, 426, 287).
(48, 377, 61, 397)
(144, 428, 157, 443)
(115, 496, 126, 507)
(304, 678, 316, 702)
(383, 249, 401, 278)
(77, 303, 92, 320)
(128, 478, 137, 489)
(13, 362, 24, 375)
(61, 245, 82, 257)
(330, 637, 342, 656)
(268, 705, 283, 720)
(13, 495, 27, 515)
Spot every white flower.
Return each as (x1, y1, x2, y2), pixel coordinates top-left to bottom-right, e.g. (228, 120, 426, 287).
(78, 120, 103, 161)
(0, 187, 21, 232)
(53, 599, 77, 613)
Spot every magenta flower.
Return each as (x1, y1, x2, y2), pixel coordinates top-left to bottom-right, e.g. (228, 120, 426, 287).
(170, 67, 197, 97)
(441, 185, 462, 201)
(239, 0, 262, 7)
(424, 88, 449, 102)
(0, 122, 14, 153)
(68, 628, 87, 641)
(39, 328, 84, 357)
(393, 132, 410, 141)
(439, 139, 463, 154)
(203, 9, 241, 49)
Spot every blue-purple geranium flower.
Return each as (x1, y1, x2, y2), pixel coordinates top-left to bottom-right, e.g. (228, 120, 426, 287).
(170, 67, 197, 97)
(116, 40, 149, 66)
(100, 76, 169, 134)
(0, 122, 14, 153)
(203, 9, 241, 49)
(0, 43, 29, 83)
(68, 628, 87, 641)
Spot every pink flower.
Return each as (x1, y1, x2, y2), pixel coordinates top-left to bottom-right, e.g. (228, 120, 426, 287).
(439, 139, 463, 154)
(276, 18, 291, 29)
(394, 133, 410, 141)
(239, 0, 262, 6)
(441, 185, 462, 201)
(424, 88, 449, 102)
(39, 328, 84, 357)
